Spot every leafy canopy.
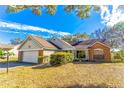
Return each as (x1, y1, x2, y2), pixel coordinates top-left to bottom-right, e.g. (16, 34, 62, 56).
(10, 38, 23, 45)
(0, 49, 5, 57)
(91, 21, 124, 49)
(6, 5, 100, 19)
(62, 33, 90, 43)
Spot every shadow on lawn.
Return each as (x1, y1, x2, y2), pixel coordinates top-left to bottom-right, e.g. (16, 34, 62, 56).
(32, 62, 108, 69)
(66, 83, 110, 88)
(32, 63, 59, 69)
(73, 61, 104, 64)
(73, 61, 124, 64)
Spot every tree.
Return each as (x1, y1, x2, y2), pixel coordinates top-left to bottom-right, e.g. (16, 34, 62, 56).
(62, 33, 90, 43)
(0, 49, 5, 58)
(91, 22, 124, 49)
(6, 5, 100, 19)
(91, 28, 106, 39)
(10, 38, 23, 45)
(74, 32, 90, 38)
(64, 5, 100, 19)
(62, 35, 76, 43)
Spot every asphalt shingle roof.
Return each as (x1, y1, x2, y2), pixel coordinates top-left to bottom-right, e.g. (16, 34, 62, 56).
(31, 36, 58, 50)
(72, 39, 110, 50)
(49, 38, 75, 50)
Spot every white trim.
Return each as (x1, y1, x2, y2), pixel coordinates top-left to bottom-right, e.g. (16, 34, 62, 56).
(18, 36, 43, 50)
(62, 48, 76, 50)
(18, 36, 28, 50)
(19, 48, 43, 51)
(94, 48, 104, 51)
(89, 41, 111, 48)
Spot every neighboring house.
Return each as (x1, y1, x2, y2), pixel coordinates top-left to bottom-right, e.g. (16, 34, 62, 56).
(0, 44, 19, 56)
(73, 39, 111, 61)
(0, 44, 14, 51)
(18, 36, 111, 63)
(9, 44, 20, 56)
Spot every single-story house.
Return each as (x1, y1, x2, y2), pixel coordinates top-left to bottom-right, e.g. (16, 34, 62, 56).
(18, 36, 111, 63)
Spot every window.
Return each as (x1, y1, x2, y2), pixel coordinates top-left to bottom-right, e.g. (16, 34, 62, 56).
(93, 49, 104, 60)
(94, 49, 104, 55)
(77, 51, 86, 58)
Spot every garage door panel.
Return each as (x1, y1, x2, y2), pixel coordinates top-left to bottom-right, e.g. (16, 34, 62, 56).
(23, 51, 38, 63)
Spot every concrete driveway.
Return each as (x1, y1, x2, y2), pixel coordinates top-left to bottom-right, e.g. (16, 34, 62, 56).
(0, 62, 34, 71)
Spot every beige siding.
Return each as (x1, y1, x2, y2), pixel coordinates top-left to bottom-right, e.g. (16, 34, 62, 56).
(43, 50, 55, 56)
(19, 39, 42, 51)
(85, 49, 89, 60)
(42, 50, 55, 63)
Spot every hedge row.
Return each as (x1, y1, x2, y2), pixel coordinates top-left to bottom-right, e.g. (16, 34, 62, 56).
(50, 52, 74, 66)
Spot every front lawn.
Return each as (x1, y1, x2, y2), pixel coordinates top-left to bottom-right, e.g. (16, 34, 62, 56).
(0, 62, 124, 88)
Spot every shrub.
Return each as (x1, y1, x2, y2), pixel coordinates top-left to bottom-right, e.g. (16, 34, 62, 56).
(38, 56, 44, 64)
(0, 49, 5, 58)
(113, 52, 124, 61)
(38, 56, 50, 64)
(114, 53, 121, 59)
(50, 52, 74, 66)
(112, 50, 124, 62)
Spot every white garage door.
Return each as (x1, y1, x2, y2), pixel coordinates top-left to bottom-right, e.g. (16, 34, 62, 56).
(23, 51, 38, 63)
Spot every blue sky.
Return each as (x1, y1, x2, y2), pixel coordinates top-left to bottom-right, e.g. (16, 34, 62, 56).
(0, 5, 117, 44)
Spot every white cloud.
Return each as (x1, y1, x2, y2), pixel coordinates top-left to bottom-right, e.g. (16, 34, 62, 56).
(0, 29, 27, 34)
(0, 29, 53, 39)
(0, 20, 70, 36)
(101, 5, 124, 26)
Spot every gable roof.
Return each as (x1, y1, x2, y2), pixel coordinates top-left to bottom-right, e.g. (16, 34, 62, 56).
(18, 36, 58, 50)
(73, 39, 110, 49)
(49, 38, 75, 50)
(32, 36, 58, 50)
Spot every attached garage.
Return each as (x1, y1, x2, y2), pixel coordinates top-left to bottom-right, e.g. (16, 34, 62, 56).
(23, 51, 38, 63)
(18, 36, 58, 64)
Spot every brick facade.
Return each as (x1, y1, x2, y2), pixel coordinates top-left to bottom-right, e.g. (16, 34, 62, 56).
(88, 43, 111, 62)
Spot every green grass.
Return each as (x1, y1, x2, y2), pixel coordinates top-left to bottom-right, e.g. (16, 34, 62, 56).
(0, 62, 124, 88)
(0, 56, 18, 62)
